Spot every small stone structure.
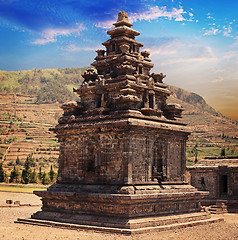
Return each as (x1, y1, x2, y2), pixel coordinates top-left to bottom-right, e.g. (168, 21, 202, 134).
(17, 11, 219, 233)
(188, 156, 238, 212)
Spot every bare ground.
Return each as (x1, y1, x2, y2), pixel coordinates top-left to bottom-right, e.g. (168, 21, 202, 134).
(0, 192, 237, 240)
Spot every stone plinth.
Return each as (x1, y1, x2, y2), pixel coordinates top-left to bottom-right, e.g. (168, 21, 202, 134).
(30, 185, 209, 230)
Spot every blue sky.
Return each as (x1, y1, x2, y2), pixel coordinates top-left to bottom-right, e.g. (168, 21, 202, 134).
(0, 0, 238, 120)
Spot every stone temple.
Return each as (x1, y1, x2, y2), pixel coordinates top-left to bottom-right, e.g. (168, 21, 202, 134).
(18, 11, 220, 233)
(188, 156, 238, 213)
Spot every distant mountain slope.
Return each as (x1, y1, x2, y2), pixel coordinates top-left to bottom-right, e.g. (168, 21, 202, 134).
(0, 68, 88, 103)
(168, 85, 238, 147)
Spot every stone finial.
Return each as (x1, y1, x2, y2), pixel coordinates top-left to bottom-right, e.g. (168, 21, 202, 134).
(117, 11, 129, 22)
(114, 11, 133, 27)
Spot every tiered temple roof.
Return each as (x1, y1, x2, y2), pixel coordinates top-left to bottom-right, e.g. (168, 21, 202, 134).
(60, 11, 184, 125)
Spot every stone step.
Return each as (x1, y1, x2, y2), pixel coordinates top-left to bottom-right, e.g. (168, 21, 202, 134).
(15, 216, 223, 235)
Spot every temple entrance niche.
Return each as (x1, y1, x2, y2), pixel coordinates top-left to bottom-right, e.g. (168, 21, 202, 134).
(153, 139, 167, 182)
(220, 174, 228, 197)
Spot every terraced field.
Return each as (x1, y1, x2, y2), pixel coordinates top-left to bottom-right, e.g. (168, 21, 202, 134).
(0, 93, 61, 175)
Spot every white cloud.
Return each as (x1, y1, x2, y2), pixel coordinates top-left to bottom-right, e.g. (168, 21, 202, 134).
(96, 6, 189, 29)
(62, 44, 101, 52)
(203, 27, 220, 36)
(32, 24, 85, 45)
(145, 39, 181, 56)
(95, 20, 115, 29)
(223, 25, 232, 37)
(207, 15, 215, 21)
(211, 77, 224, 83)
(32, 37, 56, 45)
(150, 42, 217, 67)
(129, 6, 187, 22)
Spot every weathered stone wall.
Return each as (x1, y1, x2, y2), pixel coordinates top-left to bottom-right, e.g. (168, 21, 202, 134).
(190, 170, 218, 198)
(38, 191, 202, 220)
(57, 124, 188, 185)
(58, 132, 129, 185)
(189, 165, 238, 200)
(230, 169, 238, 198)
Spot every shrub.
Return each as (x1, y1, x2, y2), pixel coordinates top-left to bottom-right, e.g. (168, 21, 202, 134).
(221, 148, 226, 157)
(41, 171, 50, 185)
(10, 166, 20, 183)
(49, 165, 56, 182)
(30, 169, 37, 183)
(0, 163, 6, 182)
(21, 158, 31, 184)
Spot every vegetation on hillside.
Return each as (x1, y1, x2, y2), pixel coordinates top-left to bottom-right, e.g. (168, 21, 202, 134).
(0, 154, 57, 185)
(0, 67, 88, 104)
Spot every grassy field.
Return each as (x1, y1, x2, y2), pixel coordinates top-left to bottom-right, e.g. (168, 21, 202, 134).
(0, 184, 47, 193)
(186, 145, 238, 164)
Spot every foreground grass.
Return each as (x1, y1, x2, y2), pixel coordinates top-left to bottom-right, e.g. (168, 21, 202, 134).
(0, 185, 47, 193)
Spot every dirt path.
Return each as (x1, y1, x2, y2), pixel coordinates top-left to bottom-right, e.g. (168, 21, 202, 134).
(0, 192, 237, 240)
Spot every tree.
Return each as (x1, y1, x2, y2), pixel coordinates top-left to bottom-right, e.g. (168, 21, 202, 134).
(10, 166, 20, 183)
(30, 169, 37, 183)
(49, 165, 55, 182)
(41, 171, 50, 185)
(21, 158, 31, 184)
(38, 167, 43, 181)
(191, 146, 198, 163)
(16, 156, 20, 165)
(0, 163, 6, 182)
(221, 148, 226, 157)
(27, 153, 36, 167)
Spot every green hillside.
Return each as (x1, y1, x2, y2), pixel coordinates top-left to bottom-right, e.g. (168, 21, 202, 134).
(0, 67, 88, 103)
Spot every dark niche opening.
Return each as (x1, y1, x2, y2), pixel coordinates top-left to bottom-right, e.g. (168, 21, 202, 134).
(112, 44, 116, 52)
(86, 147, 101, 173)
(97, 69, 103, 75)
(96, 94, 102, 108)
(201, 177, 205, 185)
(149, 95, 154, 109)
(106, 67, 110, 74)
(152, 145, 165, 182)
(116, 45, 121, 53)
(139, 66, 143, 74)
(95, 152, 101, 167)
(87, 148, 95, 172)
(129, 45, 132, 53)
(220, 174, 228, 195)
